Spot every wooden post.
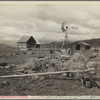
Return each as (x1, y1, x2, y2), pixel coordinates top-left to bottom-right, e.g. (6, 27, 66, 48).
(0, 68, 95, 78)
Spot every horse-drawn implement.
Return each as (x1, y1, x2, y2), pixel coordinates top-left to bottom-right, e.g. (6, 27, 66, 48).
(0, 49, 99, 89)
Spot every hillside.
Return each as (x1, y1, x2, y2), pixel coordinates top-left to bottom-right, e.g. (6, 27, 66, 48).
(43, 38, 100, 48)
(82, 38, 100, 48)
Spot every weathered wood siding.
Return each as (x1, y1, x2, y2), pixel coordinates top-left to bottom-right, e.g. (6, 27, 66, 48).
(72, 43, 90, 52)
(18, 43, 27, 49)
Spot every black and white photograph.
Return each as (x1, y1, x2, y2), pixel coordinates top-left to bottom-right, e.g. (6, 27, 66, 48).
(0, 1, 100, 97)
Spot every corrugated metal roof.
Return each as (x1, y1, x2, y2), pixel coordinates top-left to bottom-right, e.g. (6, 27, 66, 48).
(18, 36, 40, 44)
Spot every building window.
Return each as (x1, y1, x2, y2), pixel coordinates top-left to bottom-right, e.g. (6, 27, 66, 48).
(76, 44, 80, 50)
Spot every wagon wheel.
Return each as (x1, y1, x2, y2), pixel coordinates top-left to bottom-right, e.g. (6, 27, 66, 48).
(42, 55, 51, 72)
(52, 55, 63, 71)
(42, 54, 62, 72)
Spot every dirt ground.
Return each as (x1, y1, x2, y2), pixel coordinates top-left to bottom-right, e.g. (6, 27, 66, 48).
(0, 76, 100, 96)
(0, 50, 100, 96)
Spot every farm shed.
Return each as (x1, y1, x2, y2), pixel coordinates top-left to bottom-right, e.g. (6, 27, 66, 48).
(17, 36, 40, 50)
(71, 42, 91, 51)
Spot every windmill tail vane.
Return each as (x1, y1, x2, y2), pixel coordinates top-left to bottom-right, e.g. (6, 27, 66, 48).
(71, 26, 78, 29)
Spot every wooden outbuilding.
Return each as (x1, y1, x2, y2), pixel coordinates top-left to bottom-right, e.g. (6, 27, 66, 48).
(17, 36, 40, 50)
(71, 42, 91, 51)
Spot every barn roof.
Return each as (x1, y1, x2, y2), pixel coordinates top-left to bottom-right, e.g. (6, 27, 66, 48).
(71, 41, 90, 46)
(35, 40, 40, 44)
(78, 42, 90, 46)
(18, 36, 40, 44)
(18, 36, 31, 42)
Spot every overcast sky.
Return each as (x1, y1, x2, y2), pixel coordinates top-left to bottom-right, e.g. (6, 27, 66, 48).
(0, 1, 100, 45)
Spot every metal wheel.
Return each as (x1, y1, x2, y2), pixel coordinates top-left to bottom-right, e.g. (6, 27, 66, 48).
(83, 78, 95, 88)
(42, 54, 62, 72)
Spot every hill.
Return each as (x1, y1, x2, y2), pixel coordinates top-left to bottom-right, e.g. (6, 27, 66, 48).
(43, 38, 100, 49)
(82, 38, 100, 48)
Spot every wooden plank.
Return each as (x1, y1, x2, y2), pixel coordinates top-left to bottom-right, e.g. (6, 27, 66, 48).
(0, 68, 95, 78)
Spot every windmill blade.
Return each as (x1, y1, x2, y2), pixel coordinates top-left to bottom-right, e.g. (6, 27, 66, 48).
(61, 22, 68, 32)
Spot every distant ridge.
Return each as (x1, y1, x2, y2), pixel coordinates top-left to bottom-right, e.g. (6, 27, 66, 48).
(0, 38, 100, 49)
(43, 38, 100, 48)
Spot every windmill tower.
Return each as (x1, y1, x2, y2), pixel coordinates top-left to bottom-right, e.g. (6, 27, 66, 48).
(61, 22, 69, 51)
(61, 22, 78, 52)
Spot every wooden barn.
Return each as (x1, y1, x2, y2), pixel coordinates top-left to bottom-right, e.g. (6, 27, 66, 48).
(17, 36, 40, 50)
(71, 42, 91, 51)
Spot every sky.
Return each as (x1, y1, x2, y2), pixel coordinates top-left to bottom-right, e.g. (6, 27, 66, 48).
(0, 1, 100, 45)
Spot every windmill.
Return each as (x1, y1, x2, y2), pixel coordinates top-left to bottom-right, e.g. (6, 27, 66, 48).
(61, 22, 78, 51)
(61, 22, 69, 51)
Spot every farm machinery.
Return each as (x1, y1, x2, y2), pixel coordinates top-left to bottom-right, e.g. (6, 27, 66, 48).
(0, 50, 98, 89)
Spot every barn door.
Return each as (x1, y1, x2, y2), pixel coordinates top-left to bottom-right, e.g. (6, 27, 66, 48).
(76, 44, 80, 50)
